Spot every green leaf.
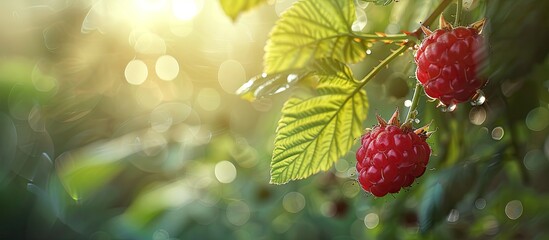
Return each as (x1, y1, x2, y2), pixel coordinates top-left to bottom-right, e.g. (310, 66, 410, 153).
(219, 0, 267, 21)
(361, 0, 393, 5)
(269, 63, 368, 184)
(264, 0, 369, 74)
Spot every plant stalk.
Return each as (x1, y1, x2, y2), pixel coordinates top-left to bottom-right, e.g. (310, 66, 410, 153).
(405, 82, 423, 123)
(455, 0, 463, 26)
(358, 43, 412, 85)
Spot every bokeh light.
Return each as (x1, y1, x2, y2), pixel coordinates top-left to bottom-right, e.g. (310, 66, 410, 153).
(226, 200, 251, 226)
(469, 107, 487, 125)
(125, 59, 148, 85)
(282, 192, 306, 213)
(526, 107, 549, 131)
(214, 160, 237, 183)
(505, 200, 523, 220)
(196, 88, 221, 111)
(491, 127, 504, 140)
(172, 0, 203, 20)
(155, 55, 179, 81)
(218, 59, 247, 94)
(364, 213, 379, 229)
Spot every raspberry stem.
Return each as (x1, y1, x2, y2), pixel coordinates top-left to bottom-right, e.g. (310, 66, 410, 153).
(358, 43, 411, 85)
(353, 33, 416, 43)
(405, 82, 423, 123)
(455, 0, 462, 26)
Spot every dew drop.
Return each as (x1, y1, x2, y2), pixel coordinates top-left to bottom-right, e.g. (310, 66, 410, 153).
(447, 209, 460, 222)
(441, 103, 457, 112)
(404, 100, 412, 107)
(414, 118, 420, 124)
(273, 84, 289, 94)
(471, 90, 486, 106)
(286, 74, 298, 84)
(366, 49, 372, 55)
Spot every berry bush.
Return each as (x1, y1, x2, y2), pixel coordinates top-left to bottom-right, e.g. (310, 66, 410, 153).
(0, 0, 548, 239)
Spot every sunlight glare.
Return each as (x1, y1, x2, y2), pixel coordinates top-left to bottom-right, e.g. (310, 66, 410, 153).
(136, 0, 168, 13)
(172, 0, 202, 21)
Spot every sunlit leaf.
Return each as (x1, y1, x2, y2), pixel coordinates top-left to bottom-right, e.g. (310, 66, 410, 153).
(270, 63, 368, 184)
(122, 179, 195, 228)
(361, 0, 393, 6)
(56, 153, 123, 201)
(264, 0, 369, 74)
(219, 0, 267, 21)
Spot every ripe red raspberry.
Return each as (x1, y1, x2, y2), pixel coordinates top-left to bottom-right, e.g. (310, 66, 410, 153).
(356, 109, 431, 197)
(414, 16, 487, 107)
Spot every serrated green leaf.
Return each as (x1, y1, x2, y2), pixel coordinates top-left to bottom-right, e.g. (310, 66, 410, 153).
(219, 0, 267, 21)
(264, 0, 369, 74)
(269, 64, 368, 184)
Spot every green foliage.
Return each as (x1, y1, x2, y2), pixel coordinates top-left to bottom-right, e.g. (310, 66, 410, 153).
(2, 0, 549, 239)
(270, 62, 367, 184)
(362, 0, 394, 6)
(219, 0, 266, 21)
(264, 0, 369, 74)
(419, 163, 478, 233)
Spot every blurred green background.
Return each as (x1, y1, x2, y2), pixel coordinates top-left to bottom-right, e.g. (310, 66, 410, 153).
(1, 0, 549, 239)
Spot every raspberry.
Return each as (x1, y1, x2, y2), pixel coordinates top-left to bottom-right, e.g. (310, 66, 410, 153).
(356, 109, 431, 197)
(414, 16, 487, 107)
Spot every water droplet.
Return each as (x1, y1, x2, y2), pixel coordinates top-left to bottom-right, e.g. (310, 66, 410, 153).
(447, 209, 460, 222)
(471, 90, 486, 106)
(414, 118, 420, 124)
(366, 49, 372, 55)
(404, 100, 412, 107)
(441, 103, 457, 112)
(273, 84, 289, 94)
(286, 74, 298, 84)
